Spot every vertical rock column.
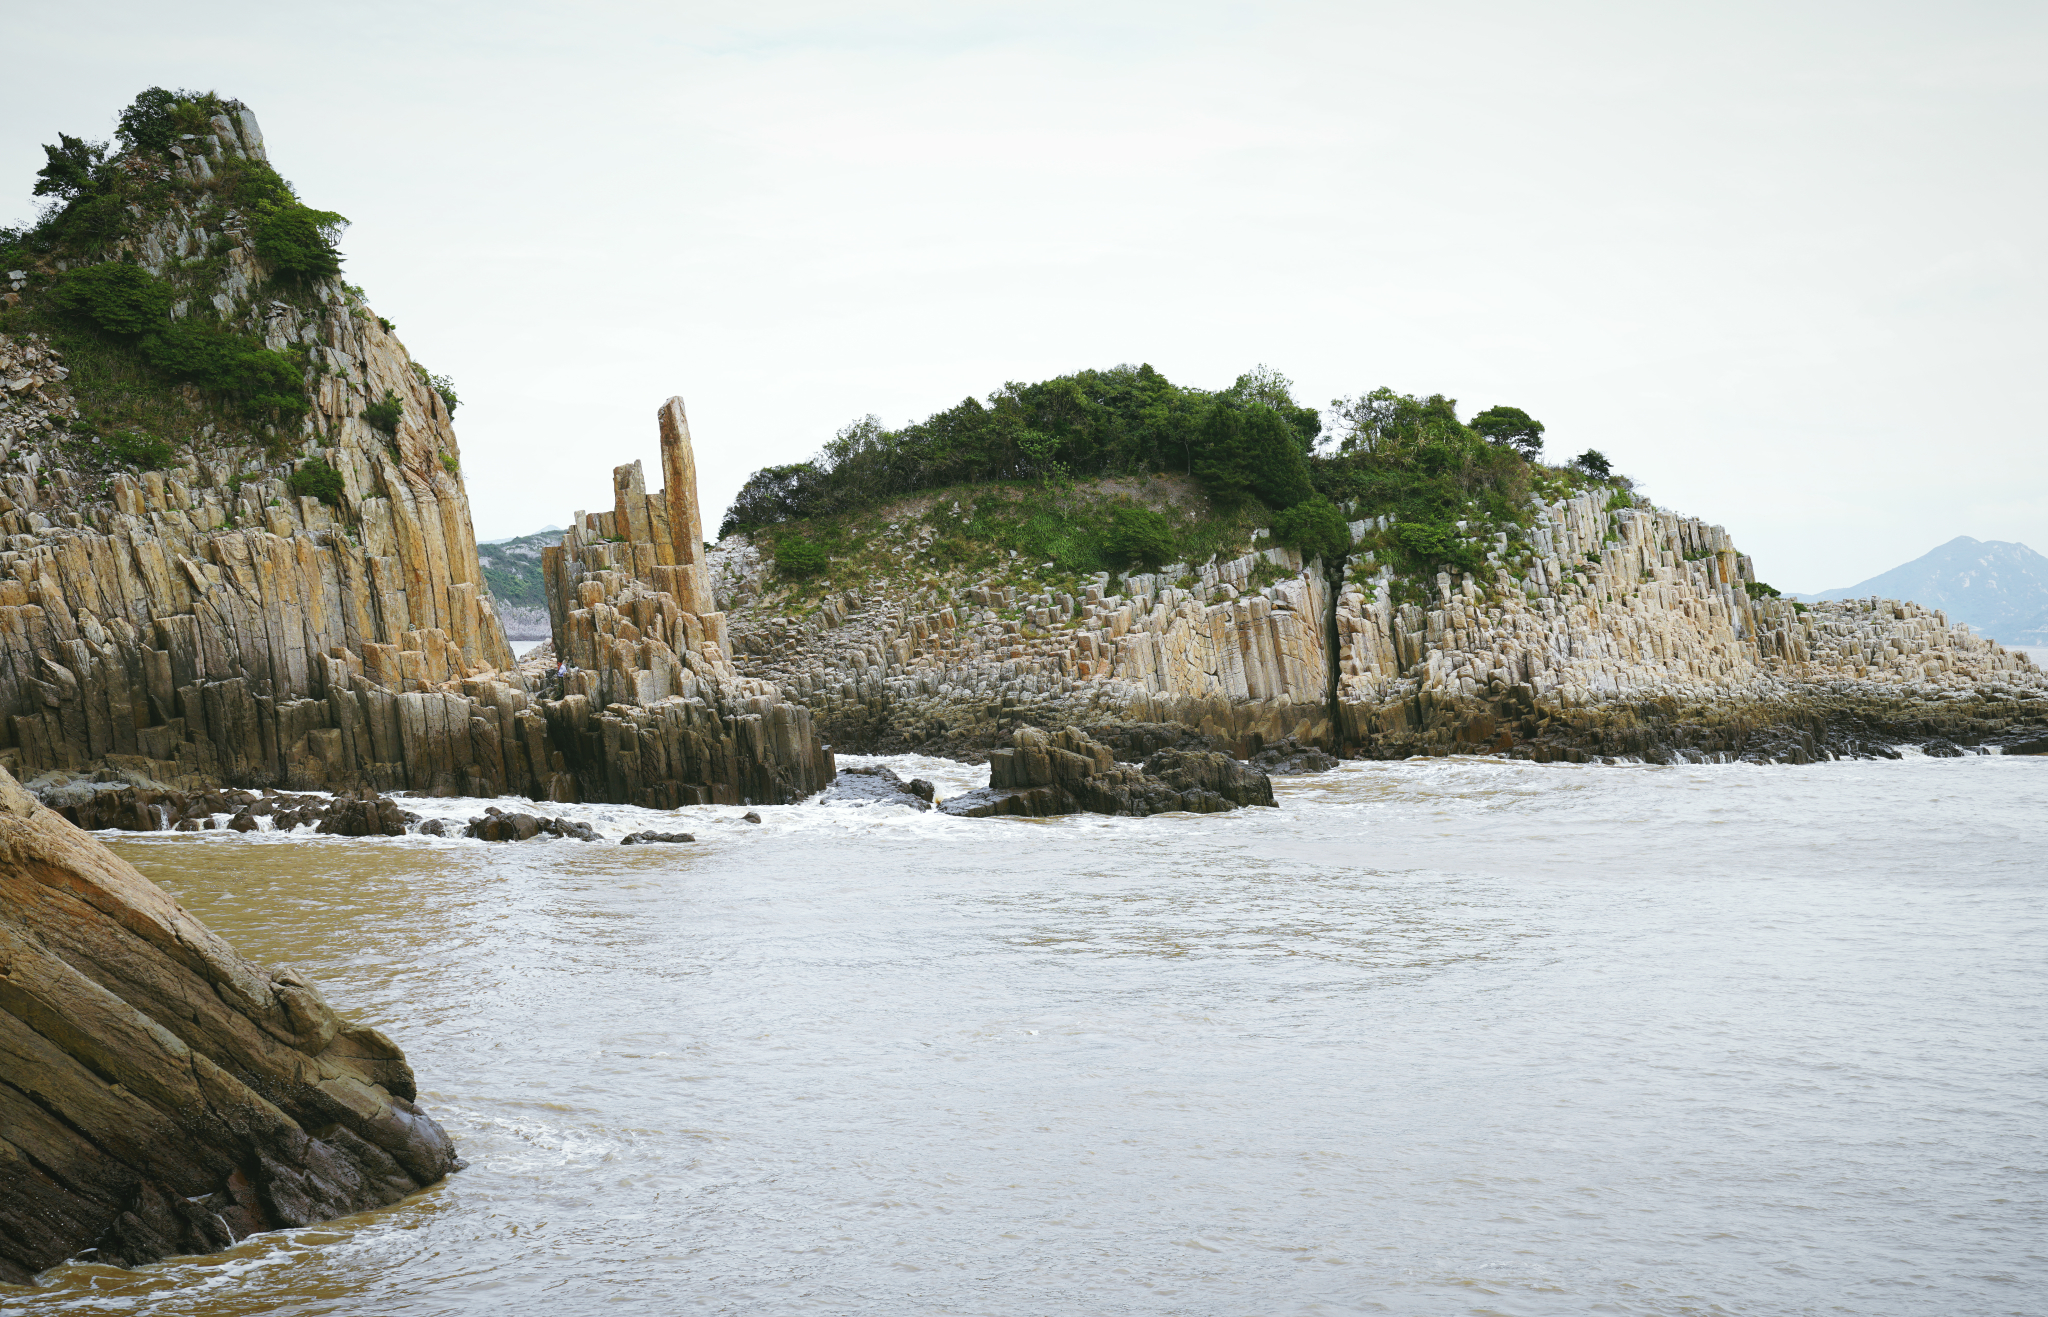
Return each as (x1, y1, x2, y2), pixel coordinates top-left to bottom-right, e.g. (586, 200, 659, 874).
(658, 397, 713, 616)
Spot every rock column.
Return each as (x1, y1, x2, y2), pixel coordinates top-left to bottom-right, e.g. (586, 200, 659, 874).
(658, 397, 713, 616)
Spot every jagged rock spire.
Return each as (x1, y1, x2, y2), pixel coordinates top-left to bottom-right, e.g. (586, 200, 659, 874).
(658, 396, 712, 615)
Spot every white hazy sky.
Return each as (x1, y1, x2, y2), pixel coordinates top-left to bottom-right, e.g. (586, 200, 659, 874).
(5, 0, 2043, 592)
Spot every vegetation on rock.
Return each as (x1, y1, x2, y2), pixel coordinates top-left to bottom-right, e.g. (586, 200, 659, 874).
(0, 87, 372, 469)
(286, 455, 345, 507)
(725, 363, 1626, 590)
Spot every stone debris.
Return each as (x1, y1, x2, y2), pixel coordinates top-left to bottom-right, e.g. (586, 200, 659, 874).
(940, 726, 1276, 818)
(727, 534, 1333, 759)
(619, 829, 696, 844)
(23, 771, 417, 834)
(0, 763, 460, 1283)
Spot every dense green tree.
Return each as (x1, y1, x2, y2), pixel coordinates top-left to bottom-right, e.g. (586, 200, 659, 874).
(1193, 402, 1315, 510)
(1469, 404, 1544, 459)
(48, 263, 174, 336)
(1573, 449, 1612, 478)
(254, 203, 347, 286)
(32, 135, 106, 202)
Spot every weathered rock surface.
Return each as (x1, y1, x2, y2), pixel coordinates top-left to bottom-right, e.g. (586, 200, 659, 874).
(0, 765, 459, 1283)
(817, 763, 934, 810)
(532, 398, 834, 807)
(1332, 496, 2048, 762)
(618, 830, 696, 845)
(940, 726, 1275, 818)
(0, 107, 823, 814)
(23, 773, 418, 835)
(719, 488, 2047, 766)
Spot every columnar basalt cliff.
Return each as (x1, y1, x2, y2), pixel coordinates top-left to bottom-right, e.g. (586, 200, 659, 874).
(534, 397, 833, 806)
(0, 765, 459, 1282)
(717, 489, 2046, 764)
(1330, 493, 2045, 761)
(726, 529, 1335, 759)
(0, 102, 548, 797)
(0, 97, 832, 809)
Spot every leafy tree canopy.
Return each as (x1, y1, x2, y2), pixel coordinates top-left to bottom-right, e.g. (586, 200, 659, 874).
(1469, 404, 1544, 459)
(32, 135, 107, 202)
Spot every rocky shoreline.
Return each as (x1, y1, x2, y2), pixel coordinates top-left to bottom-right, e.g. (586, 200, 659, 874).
(0, 766, 460, 1284)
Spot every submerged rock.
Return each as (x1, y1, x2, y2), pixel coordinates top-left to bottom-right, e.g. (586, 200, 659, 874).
(817, 764, 935, 810)
(1249, 737, 1340, 775)
(0, 766, 460, 1284)
(464, 808, 599, 842)
(940, 727, 1276, 819)
(620, 830, 696, 845)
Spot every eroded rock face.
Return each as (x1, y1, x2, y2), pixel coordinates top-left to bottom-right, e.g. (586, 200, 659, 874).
(940, 727, 1275, 818)
(719, 485, 2046, 766)
(0, 766, 460, 1283)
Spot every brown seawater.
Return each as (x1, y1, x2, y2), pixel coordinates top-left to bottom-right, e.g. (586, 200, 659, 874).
(4, 752, 2043, 1316)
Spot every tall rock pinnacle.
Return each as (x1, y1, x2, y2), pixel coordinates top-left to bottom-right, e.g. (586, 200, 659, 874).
(658, 396, 712, 615)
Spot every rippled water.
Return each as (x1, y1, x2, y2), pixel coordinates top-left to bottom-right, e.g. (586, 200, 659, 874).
(5, 752, 2044, 1316)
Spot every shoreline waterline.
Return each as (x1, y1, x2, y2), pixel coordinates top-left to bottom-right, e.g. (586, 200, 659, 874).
(6, 753, 2042, 1316)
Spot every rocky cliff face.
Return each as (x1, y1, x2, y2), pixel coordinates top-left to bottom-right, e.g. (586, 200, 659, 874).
(1333, 493, 2044, 760)
(0, 99, 832, 809)
(0, 103, 539, 796)
(0, 765, 459, 1282)
(532, 397, 833, 806)
(716, 488, 2047, 763)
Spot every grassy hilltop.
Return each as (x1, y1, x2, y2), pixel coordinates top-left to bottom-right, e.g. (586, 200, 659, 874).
(721, 364, 1636, 612)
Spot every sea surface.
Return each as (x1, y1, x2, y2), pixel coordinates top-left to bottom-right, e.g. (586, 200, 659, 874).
(5, 752, 2044, 1316)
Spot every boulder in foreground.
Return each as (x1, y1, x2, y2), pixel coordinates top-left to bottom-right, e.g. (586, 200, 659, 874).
(0, 767, 460, 1284)
(941, 727, 1276, 818)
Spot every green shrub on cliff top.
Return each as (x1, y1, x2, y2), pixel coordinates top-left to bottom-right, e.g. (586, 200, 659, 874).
(253, 202, 347, 286)
(1102, 505, 1177, 570)
(1270, 496, 1351, 564)
(719, 363, 1322, 538)
(44, 263, 308, 422)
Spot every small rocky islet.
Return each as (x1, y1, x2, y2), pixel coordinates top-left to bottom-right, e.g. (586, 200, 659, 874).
(2, 88, 2044, 1285)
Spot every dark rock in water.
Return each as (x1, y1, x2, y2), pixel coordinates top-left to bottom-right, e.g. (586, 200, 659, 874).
(227, 809, 260, 832)
(0, 766, 460, 1284)
(468, 810, 543, 842)
(940, 727, 1277, 819)
(465, 809, 600, 842)
(1249, 737, 1339, 775)
(1921, 738, 1966, 758)
(2001, 733, 2048, 755)
(317, 792, 418, 837)
(418, 818, 449, 837)
(819, 764, 933, 811)
(742, 810, 763, 823)
(620, 830, 697, 844)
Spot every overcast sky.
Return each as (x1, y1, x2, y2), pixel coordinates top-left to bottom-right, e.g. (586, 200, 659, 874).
(6, 0, 2043, 592)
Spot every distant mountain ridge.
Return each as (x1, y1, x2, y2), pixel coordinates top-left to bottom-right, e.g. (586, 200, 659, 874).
(1796, 537, 2048, 645)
